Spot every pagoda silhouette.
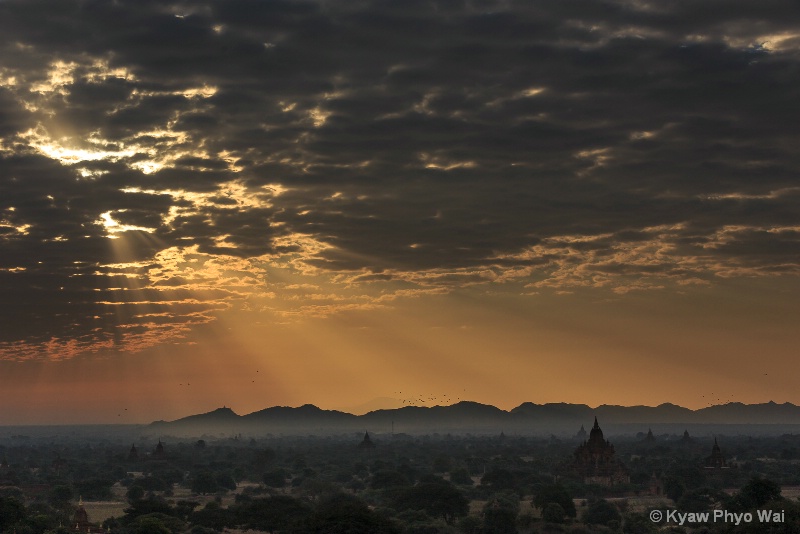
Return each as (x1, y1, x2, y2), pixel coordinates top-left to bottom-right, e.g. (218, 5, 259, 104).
(358, 431, 376, 449)
(571, 417, 630, 485)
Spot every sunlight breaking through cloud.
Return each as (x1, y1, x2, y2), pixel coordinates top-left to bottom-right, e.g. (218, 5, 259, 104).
(0, 0, 799, 373)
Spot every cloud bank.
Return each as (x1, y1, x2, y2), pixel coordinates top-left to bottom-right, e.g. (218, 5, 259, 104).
(1, 0, 799, 359)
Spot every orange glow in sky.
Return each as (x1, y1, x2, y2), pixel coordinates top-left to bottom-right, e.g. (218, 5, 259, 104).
(2, 0, 800, 424)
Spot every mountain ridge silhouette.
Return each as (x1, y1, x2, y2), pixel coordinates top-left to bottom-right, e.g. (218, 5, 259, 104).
(148, 401, 800, 436)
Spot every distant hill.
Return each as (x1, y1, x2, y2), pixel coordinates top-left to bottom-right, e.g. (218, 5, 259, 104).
(334, 397, 405, 414)
(148, 401, 800, 438)
(242, 404, 358, 427)
(149, 407, 243, 436)
(694, 401, 800, 424)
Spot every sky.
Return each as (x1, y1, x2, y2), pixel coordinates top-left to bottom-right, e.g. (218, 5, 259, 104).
(1, 0, 799, 424)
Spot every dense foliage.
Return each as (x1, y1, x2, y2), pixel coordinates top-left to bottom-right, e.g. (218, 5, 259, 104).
(1, 430, 799, 532)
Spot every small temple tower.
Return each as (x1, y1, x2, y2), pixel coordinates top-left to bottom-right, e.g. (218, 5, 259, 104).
(575, 425, 587, 441)
(571, 417, 629, 485)
(72, 497, 105, 532)
(644, 428, 656, 443)
(73, 497, 90, 531)
(649, 472, 663, 496)
(705, 437, 729, 469)
(681, 430, 693, 444)
(128, 444, 139, 461)
(153, 440, 166, 460)
(358, 431, 375, 449)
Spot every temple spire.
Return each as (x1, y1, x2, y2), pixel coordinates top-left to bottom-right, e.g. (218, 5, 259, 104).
(358, 431, 375, 449)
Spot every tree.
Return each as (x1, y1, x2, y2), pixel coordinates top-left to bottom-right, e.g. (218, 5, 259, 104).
(480, 469, 516, 491)
(150, 466, 184, 486)
(622, 512, 658, 533)
(347, 479, 366, 493)
(730, 498, 800, 534)
(48, 485, 73, 507)
(732, 477, 782, 511)
(26, 512, 60, 533)
(130, 515, 172, 534)
(482, 493, 519, 534)
(75, 477, 113, 499)
(583, 499, 621, 528)
(393, 480, 469, 525)
(139, 476, 168, 492)
(146, 512, 186, 532)
(677, 487, 724, 513)
(433, 455, 452, 473)
(216, 472, 237, 492)
(457, 515, 482, 534)
(0, 496, 26, 531)
(298, 478, 341, 501)
(191, 471, 219, 495)
(370, 470, 410, 490)
(171, 500, 200, 521)
(663, 465, 705, 501)
(662, 475, 685, 502)
(232, 466, 246, 482)
(253, 448, 276, 472)
(236, 495, 312, 533)
(127, 485, 145, 502)
(123, 494, 174, 520)
(449, 468, 473, 486)
(308, 493, 401, 534)
(533, 484, 577, 518)
(542, 503, 566, 524)
(189, 501, 235, 531)
(262, 469, 287, 489)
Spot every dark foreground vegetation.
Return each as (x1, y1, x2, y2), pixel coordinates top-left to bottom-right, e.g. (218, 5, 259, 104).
(2, 429, 800, 533)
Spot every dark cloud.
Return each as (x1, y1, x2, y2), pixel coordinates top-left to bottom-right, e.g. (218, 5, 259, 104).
(1, 0, 799, 357)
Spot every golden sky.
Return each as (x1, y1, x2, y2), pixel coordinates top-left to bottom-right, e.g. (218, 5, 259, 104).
(1, 0, 799, 423)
